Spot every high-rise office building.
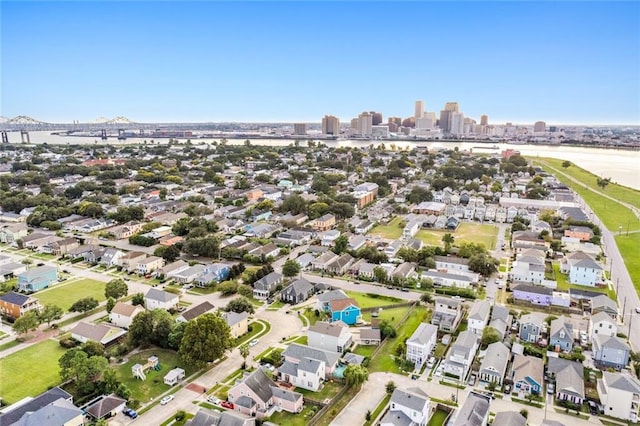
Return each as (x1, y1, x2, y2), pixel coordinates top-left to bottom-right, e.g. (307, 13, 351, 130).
(370, 112, 383, 126)
(534, 121, 546, 132)
(293, 123, 306, 135)
(388, 117, 402, 127)
(357, 112, 373, 135)
(321, 115, 340, 135)
(415, 100, 425, 119)
(439, 109, 464, 134)
(444, 102, 459, 112)
(480, 115, 488, 126)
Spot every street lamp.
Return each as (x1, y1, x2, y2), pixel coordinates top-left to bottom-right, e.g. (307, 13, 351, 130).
(619, 226, 623, 236)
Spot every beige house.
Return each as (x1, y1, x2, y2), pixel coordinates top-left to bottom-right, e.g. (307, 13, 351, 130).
(222, 311, 249, 338)
(137, 256, 164, 275)
(120, 251, 147, 273)
(109, 302, 144, 329)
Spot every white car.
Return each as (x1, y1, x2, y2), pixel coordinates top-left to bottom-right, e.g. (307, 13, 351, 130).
(160, 395, 175, 405)
(426, 357, 436, 369)
(249, 339, 259, 347)
(207, 396, 221, 405)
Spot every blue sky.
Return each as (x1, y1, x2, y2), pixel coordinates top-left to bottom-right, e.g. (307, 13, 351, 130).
(2, 1, 639, 124)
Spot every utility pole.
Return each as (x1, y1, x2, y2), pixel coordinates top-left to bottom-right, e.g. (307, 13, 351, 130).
(623, 296, 627, 324)
(629, 312, 634, 338)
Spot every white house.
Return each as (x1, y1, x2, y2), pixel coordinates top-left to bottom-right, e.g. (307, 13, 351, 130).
(467, 300, 491, 336)
(307, 321, 353, 354)
(565, 251, 604, 287)
(109, 302, 144, 329)
(420, 270, 476, 289)
(590, 311, 618, 340)
(144, 288, 179, 311)
(380, 388, 431, 426)
(441, 331, 479, 382)
(277, 357, 325, 392)
(406, 323, 438, 369)
(597, 371, 640, 423)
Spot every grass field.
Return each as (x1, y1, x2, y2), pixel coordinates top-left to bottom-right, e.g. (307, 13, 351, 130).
(117, 349, 194, 402)
(361, 306, 412, 326)
(427, 408, 450, 426)
(368, 217, 404, 239)
(615, 233, 640, 294)
(36, 279, 106, 311)
(267, 404, 318, 426)
(0, 339, 67, 404)
(344, 291, 403, 309)
(533, 158, 640, 233)
(535, 157, 640, 211)
(416, 222, 499, 250)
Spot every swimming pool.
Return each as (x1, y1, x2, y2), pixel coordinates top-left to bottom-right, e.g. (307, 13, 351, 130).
(333, 364, 347, 378)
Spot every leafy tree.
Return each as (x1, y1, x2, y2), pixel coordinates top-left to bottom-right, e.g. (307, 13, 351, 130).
(12, 311, 40, 337)
(344, 364, 369, 388)
(38, 303, 63, 326)
(385, 381, 396, 394)
(279, 194, 307, 215)
(332, 235, 349, 255)
(100, 368, 120, 394)
(373, 266, 388, 284)
(58, 349, 108, 395)
(116, 383, 132, 400)
(106, 297, 116, 313)
(519, 409, 528, 419)
(468, 253, 499, 276)
(420, 293, 433, 304)
(218, 281, 239, 296)
(179, 312, 232, 369)
(162, 245, 181, 263)
(151, 309, 175, 348)
(225, 297, 255, 314)
(81, 341, 106, 358)
(441, 233, 454, 253)
(168, 321, 187, 350)
(69, 297, 99, 313)
(131, 293, 144, 306)
(597, 177, 611, 190)
(481, 327, 501, 347)
(407, 186, 433, 204)
(379, 320, 397, 339)
(562, 161, 571, 168)
(282, 259, 301, 277)
(128, 311, 154, 347)
(105, 279, 128, 300)
(128, 309, 175, 348)
(239, 343, 250, 369)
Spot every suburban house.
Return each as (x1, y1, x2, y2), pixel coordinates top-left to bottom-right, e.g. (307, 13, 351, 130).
(358, 328, 382, 346)
(197, 263, 231, 287)
(328, 298, 361, 325)
(467, 300, 491, 336)
(162, 260, 190, 279)
(380, 387, 431, 426)
(589, 312, 616, 340)
(314, 214, 336, 231)
(176, 301, 216, 323)
(186, 409, 255, 426)
(478, 342, 510, 385)
(0, 291, 41, 319)
(320, 230, 341, 247)
(547, 357, 585, 404)
(550, 316, 574, 352)
(311, 251, 339, 271)
(282, 343, 341, 377)
(597, 371, 640, 423)
(564, 226, 594, 242)
(308, 321, 353, 354)
(592, 334, 630, 370)
(510, 354, 544, 395)
(0, 223, 28, 244)
(591, 294, 619, 320)
(512, 283, 552, 306)
(280, 279, 315, 304)
(120, 251, 147, 273)
(222, 311, 250, 339)
(173, 265, 206, 284)
(431, 297, 463, 333)
(326, 253, 355, 275)
(316, 290, 349, 312)
(46, 237, 80, 256)
(277, 356, 325, 392)
(492, 412, 526, 426)
(109, 302, 144, 329)
(17, 265, 58, 292)
(144, 288, 179, 311)
(489, 306, 512, 339)
(509, 252, 545, 284)
(563, 251, 604, 287)
(252, 272, 283, 300)
(84, 394, 127, 421)
(434, 255, 470, 273)
(100, 248, 124, 268)
(70, 322, 127, 346)
(441, 331, 479, 382)
(228, 369, 303, 419)
(420, 270, 476, 289)
(0, 387, 82, 426)
(405, 323, 438, 369)
(518, 312, 545, 343)
(451, 392, 491, 426)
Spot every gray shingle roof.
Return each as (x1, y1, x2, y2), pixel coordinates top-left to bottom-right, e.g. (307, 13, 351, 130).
(0, 291, 31, 306)
(180, 301, 215, 321)
(238, 369, 276, 405)
(468, 300, 491, 321)
(309, 321, 347, 337)
(593, 334, 630, 351)
(0, 387, 72, 426)
(145, 288, 178, 303)
(547, 358, 584, 398)
(407, 323, 438, 346)
(283, 343, 340, 367)
(493, 411, 526, 426)
(12, 398, 82, 426)
(480, 342, 510, 378)
(390, 388, 430, 412)
(602, 371, 640, 393)
(452, 392, 490, 426)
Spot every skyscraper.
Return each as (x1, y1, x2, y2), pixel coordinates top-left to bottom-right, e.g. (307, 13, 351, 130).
(415, 100, 425, 119)
(321, 115, 340, 135)
(293, 123, 306, 135)
(388, 117, 402, 127)
(444, 102, 459, 112)
(357, 112, 373, 135)
(370, 112, 383, 126)
(534, 121, 546, 132)
(480, 115, 488, 126)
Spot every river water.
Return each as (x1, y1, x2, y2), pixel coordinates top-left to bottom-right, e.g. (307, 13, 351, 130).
(7, 131, 640, 190)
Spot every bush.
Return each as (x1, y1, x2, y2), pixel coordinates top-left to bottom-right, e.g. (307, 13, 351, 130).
(59, 337, 80, 348)
(175, 410, 187, 421)
(128, 399, 140, 409)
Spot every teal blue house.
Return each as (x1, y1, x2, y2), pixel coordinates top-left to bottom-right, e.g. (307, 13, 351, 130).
(17, 266, 58, 292)
(329, 298, 361, 326)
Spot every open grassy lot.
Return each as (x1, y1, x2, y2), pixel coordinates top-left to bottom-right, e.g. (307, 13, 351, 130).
(352, 345, 376, 357)
(535, 157, 640, 211)
(368, 217, 404, 239)
(416, 222, 499, 250)
(0, 339, 67, 404)
(345, 291, 403, 309)
(615, 233, 640, 294)
(116, 349, 194, 402)
(266, 404, 318, 426)
(36, 279, 106, 311)
(361, 306, 412, 326)
(533, 158, 640, 233)
(368, 305, 429, 373)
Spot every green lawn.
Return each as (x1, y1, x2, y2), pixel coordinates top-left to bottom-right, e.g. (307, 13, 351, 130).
(553, 264, 616, 301)
(235, 321, 267, 346)
(352, 345, 376, 357)
(427, 408, 450, 426)
(615, 233, 640, 294)
(296, 380, 344, 402)
(361, 306, 411, 326)
(416, 222, 499, 250)
(36, 279, 106, 311)
(266, 404, 318, 426)
(116, 349, 194, 402)
(535, 157, 640, 211)
(0, 339, 67, 404)
(368, 217, 404, 239)
(345, 291, 403, 309)
(368, 306, 429, 373)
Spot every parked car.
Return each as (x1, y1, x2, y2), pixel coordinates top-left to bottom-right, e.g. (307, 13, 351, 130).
(468, 375, 476, 386)
(504, 384, 511, 394)
(221, 401, 234, 409)
(183, 284, 194, 290)
(37, 263, 44, 266)
(62, 269, 70, 274)
(160, 395, 174, 405)
(123, 408, 138, 419)
(207, 396, 221, 405)
(635, 307, 640, 314)
(547, 383, 555, 394)
(426, 357, 436, 369)
(587, 401, 598, 415)
(249, 339, 259, 347)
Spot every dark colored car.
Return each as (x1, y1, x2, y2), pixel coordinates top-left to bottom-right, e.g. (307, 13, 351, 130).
(221, 401, 234, 409)
(123, 408, 138, 418)
(587, 401, 598, 416)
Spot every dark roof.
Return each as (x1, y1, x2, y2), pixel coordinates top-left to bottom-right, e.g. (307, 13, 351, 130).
(512, 283, 552, 295)
(85, 394, 127, 419)
(12, 398, 82, 426)
(0, 387, 72, 426)
(240, 369, 276, 405)
(180, 301, 215, 321)
(0, 291, 31, 306)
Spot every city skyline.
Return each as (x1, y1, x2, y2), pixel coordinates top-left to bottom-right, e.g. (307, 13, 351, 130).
(2, 1, 639, 125)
